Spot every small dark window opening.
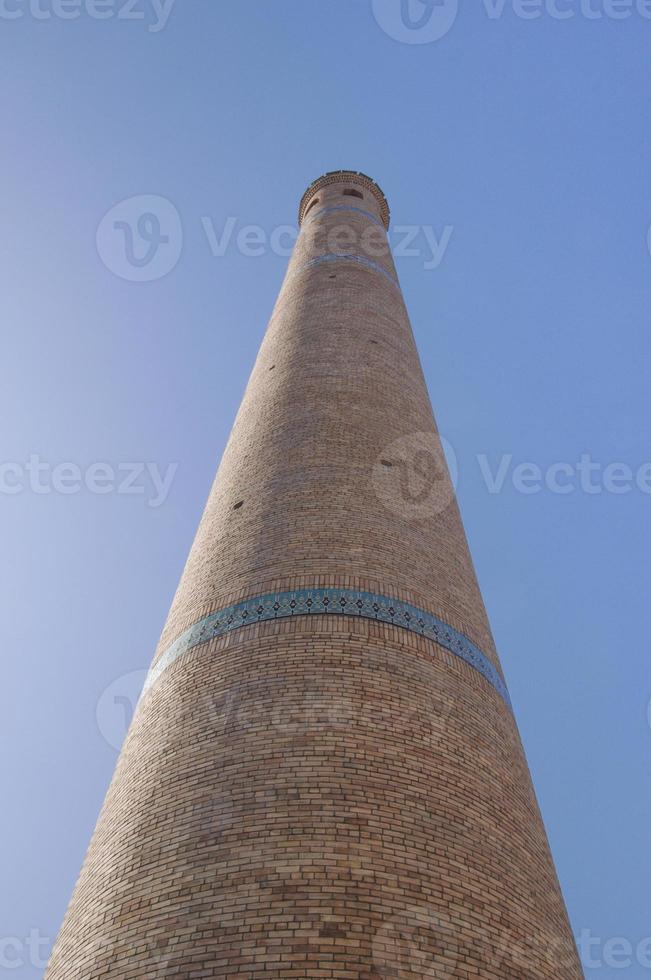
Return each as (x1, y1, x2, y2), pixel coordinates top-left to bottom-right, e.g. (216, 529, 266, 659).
(343, 188, 363, 200)
(328, 274, 336, 279)
(304, 197, 320, 216)
(380, 460, 393, 468)
(269, 364, 276, 371)
(233, 500, 244, 510)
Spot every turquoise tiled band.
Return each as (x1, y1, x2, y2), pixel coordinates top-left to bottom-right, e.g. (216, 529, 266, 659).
(294, 203, 396, 287)
(292, 252, 399, 289)
(144, 587, 511, 709)
(303, 204, 386, 228)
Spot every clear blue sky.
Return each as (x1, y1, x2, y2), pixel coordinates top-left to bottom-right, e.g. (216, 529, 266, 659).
(2, 2, 650, 976)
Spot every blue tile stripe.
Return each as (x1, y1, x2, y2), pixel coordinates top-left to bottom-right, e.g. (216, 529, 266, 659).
(144, 587, 511, 709)
(303, 204, 386, 228)
(292, 253, 399, 289)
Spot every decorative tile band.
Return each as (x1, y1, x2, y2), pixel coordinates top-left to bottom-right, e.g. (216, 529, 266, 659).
(303, 204, 386, 228)
(291, 253, 399, 289)
(144, 587, 511, 709)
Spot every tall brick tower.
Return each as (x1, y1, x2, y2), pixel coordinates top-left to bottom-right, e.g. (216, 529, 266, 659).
(47, 171, 582, 978)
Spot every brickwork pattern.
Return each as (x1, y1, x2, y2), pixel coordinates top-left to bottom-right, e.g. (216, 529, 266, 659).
(46, 172, 582, 979)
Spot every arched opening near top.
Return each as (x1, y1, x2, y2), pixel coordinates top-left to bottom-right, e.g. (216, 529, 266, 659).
(304, 197, 320, 217)
(343, 188, 364, 200)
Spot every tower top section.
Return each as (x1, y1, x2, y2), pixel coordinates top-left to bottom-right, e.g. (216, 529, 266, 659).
(298, 170, 391, 229)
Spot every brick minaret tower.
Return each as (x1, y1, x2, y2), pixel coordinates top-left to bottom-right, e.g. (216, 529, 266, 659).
(47, 171, 582, 978)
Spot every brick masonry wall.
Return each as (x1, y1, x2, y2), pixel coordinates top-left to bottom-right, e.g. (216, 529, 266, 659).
(46, 172, 583, 978)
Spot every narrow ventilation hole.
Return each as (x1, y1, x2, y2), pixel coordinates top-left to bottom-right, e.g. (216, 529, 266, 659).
(233, 500, 244, 510)
(328, 274, 337, 279)
(343, 188, 363, 200)
(304, 197, 320, 216)
(370, 339, 378, 345)
(380, 460, 393, 468)
(269, 364, 276, 371)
